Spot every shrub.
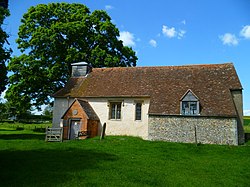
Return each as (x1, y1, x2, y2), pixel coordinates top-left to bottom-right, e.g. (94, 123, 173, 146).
(33, 128, 46, 133)
(16, 127, 24, 130)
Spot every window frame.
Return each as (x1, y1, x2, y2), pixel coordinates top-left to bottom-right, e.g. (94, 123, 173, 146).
(109, 102, 122, 120)
(181, 101, 199, 115)
(180, 90, 200, 116)
(135, 102, 142, 121)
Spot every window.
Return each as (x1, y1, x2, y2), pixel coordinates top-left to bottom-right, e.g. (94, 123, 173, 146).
(135, 103, 142, 121)
(180, 90, 199, 115)
(182, 101, 198, 115)
(109, 102, 121, 120)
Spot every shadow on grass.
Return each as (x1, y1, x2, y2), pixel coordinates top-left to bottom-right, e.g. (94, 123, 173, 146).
(0, 133, 45, 140)
(0, 129, 17, 131)
(0, 148, 117, 187)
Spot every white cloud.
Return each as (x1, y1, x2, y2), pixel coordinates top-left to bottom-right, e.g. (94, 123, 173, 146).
(119, 31, 136, 47)
(240, 25, 250, 39)
(178, 30, 186, 39)
(105, 5, 114, 10)
(149, 39, 157, 47)
(162, 25, 177, 38)
(220, 25, 250, 46)
(181, 20, 186, 25)
(162, 25, 186, 39)
(219, 33, 239, 46)
(244, 110, 250, 116)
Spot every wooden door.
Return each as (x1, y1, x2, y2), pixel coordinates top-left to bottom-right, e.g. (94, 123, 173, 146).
(70, 120, 80, 139)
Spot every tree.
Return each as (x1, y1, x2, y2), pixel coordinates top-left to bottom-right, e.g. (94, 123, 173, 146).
(43, 105, 53, 117)
(0, 102, 7, 121)
(0, 6, 11, 95)
(7, 3, 137, 111)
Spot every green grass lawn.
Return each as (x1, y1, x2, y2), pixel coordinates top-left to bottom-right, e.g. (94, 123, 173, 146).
(0, 127, 250, 187)
(244, 116, 250, 133)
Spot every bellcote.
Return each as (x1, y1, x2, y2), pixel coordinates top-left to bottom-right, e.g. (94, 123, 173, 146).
(71, 62, 92, 77)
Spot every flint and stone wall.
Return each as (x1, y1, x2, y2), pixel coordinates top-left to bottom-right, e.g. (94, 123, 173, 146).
(148, 115, 239, 145)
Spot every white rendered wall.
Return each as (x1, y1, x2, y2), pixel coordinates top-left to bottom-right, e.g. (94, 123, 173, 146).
(87, 97, 150, 140)
(52, 97, 150, 139)
(52, 97, 74, 128)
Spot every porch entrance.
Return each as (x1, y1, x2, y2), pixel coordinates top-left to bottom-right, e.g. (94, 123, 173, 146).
(61, 99, 100, 140)
(70, 120, 80, 139)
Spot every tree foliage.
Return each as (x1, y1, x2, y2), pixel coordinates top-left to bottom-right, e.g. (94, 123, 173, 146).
(0, 102, 7, 121)
(7, 3, 137, 111)
(43, 105, 53, 117)
(0, 6, 11, 95)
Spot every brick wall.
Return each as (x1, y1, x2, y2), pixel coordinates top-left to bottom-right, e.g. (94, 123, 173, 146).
(148, 115, 239, 145)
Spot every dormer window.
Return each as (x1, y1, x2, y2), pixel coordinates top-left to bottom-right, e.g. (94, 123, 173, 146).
(180, 89, 199, 115)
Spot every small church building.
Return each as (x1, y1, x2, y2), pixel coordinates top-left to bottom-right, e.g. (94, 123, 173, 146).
(52, 62, 244, 145)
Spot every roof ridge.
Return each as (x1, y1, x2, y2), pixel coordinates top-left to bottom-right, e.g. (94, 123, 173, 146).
(93, 63, 234, 71)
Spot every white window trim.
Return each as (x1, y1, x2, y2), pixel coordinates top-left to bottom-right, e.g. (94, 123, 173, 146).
(108, 101, 122, 120)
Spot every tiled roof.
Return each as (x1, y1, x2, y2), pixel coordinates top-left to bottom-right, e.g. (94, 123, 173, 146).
(54, 63, 242, 117)
(77, 99, 99, 120)
(61, 99, 99, 120)
(54, 77, 86, 97)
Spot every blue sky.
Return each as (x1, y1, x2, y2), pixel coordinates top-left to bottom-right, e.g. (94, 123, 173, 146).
(2, 0, 250, 115)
